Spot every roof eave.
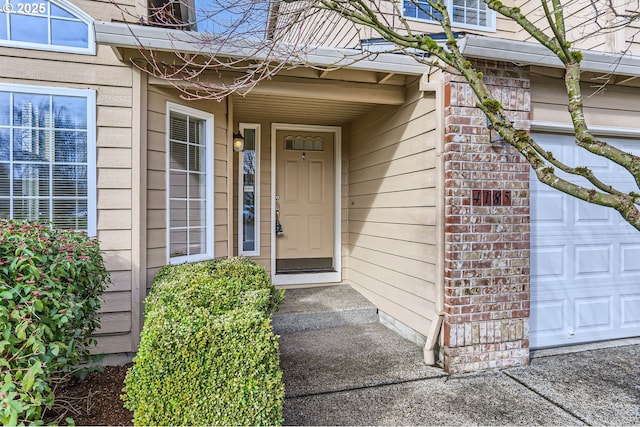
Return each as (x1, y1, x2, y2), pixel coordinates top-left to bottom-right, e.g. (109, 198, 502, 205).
(461, 34, 640, 77)
(94, 21, 428, 76)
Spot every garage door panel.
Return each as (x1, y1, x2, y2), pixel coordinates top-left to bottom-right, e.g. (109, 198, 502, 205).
(574, 296, 612, 332)
(532, 191, 566, 224)
(531, 245, 566, 279)
(531, 132, 640, 349)
(575, 202, 610, 223)
(576, 146, 610, 170)
(621, 294, 640, 327)
(621, 244, 640, 275)
(530, 298, 566, 333)
(574, 244, 612, 277)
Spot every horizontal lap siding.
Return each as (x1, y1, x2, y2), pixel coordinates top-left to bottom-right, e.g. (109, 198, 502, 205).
(517, 0, 630, 53)
(531, 74, 640, 126)
(347, 82, 439, 338)
(145, 87, 229, 288)
(0, 5, 137, 351)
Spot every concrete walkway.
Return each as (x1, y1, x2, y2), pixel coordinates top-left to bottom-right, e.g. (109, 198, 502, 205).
(273, 285, 640, 426)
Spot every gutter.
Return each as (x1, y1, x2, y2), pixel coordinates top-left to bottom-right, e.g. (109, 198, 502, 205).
(460, 33, 640, 77)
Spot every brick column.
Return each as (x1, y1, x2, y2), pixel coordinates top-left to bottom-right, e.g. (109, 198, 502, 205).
(442, 60, 531, 373)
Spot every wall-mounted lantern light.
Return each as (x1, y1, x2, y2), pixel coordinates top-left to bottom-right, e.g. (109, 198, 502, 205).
(485, 115, 512, 150)
(233, 132, 245, 152)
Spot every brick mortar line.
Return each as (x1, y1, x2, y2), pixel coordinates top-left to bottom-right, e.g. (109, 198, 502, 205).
(502, 371, 591, 426)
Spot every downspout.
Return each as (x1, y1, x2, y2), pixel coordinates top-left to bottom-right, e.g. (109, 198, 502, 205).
(420, 73, 445, 366)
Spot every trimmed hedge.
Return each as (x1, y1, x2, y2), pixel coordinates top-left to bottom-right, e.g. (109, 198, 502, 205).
(123, 257, 285, 426)
(0, 219, 109, 425)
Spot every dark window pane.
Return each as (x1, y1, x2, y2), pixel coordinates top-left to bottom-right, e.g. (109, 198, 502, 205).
(10, 15, 48, 44)
(0, 162, 9, 196)
(0, 197, 8, 217)
(13, 93, 50, 127)
(51, 19, 88, 48)
(13, 163, 49, 197)
(169, 199, 187, 227)
(169, 171, 187, 198)
(188, 118, 203, 144)
(53, 164, 86, 196)
(243, 129, 255, 151)
(53, 96, 88, 128)
(0, 129, 9, 160)
(188, 228, 204, 255)
(170, 141, 187, 170)
(170, 113, 187, 141)
(189, 200, 205, 227)
(170, 229, 188, 257)
(13, 198, 48, 222)
(403, 0, 416, 18)
(188, 172, 205, 198)
(0, 92, 9, 125)
(54, 130, 87, 163)
(53, 199, 87, 230)
(188, 144, 204, 172)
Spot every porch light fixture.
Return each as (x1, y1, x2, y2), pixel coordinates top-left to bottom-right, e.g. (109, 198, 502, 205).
(485, 115, 511, 150)
(233, 132, 245, 152)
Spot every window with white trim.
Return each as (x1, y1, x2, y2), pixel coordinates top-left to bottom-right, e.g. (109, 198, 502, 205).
(0, 84, 96, 234)
(0, 0, 95, 54)
(238, 123, 259, 256)
(167, 103, 214, 264)
(403, 0, 495, 31)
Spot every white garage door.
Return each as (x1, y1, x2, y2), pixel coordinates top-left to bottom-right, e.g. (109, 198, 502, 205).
(530, 132, 640, 349)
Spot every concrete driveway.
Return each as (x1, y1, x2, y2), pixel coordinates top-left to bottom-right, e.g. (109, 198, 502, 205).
(274, 286, 640, 426)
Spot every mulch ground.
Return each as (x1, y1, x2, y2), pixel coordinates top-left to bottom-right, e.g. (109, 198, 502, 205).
(43, 364, 133, 426)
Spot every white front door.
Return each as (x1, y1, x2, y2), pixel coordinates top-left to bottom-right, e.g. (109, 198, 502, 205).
(530, 133, 640, 348)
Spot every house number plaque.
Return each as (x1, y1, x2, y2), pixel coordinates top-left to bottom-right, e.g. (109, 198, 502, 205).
(471, 190, 512, 207)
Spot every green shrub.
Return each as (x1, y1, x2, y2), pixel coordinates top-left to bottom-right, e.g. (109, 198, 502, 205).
(123, 258, 285, 426)
(0, 219, 109, 425)
(146, 258, 282, 316)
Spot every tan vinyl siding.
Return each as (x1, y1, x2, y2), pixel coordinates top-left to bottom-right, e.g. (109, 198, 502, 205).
(531, 73, 640, 128)
(145, 86, 229, 288)
(346, 81, 439, 339)
(74, 0, 139, 23)
(517, 0, 640, 54)
(275, 0, 517, 48)
(0, 7, 137, 351)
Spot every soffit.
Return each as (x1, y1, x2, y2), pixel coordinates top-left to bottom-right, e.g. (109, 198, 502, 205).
(232, 93, 375, 125)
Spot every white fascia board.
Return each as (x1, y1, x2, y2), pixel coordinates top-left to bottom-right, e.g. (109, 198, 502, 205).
(94, 21, 427, 75)
(461, 34, 640, 77)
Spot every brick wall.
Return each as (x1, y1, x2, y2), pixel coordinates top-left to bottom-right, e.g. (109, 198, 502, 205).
(441, 60, 532, 373)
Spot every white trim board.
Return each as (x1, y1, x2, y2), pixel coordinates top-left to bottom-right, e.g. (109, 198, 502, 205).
(238, 122, 260, 257)
(165, 102, 215, 265)
(531, 121, 640, 138)
(270, 123, 342, 286)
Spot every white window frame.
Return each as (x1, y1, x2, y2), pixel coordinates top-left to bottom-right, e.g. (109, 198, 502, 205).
(403, 0, 496, 32)
(238, 122, 260, 257)
(165, 102, 214, 264)
(0, 82, 96, 235)
(0, 0, 96, 55)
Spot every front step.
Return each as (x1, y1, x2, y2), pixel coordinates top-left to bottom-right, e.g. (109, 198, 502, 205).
(272, 285, 378, 334)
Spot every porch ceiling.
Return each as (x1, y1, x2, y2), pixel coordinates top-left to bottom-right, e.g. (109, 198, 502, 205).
(232, 93, 376, 125)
